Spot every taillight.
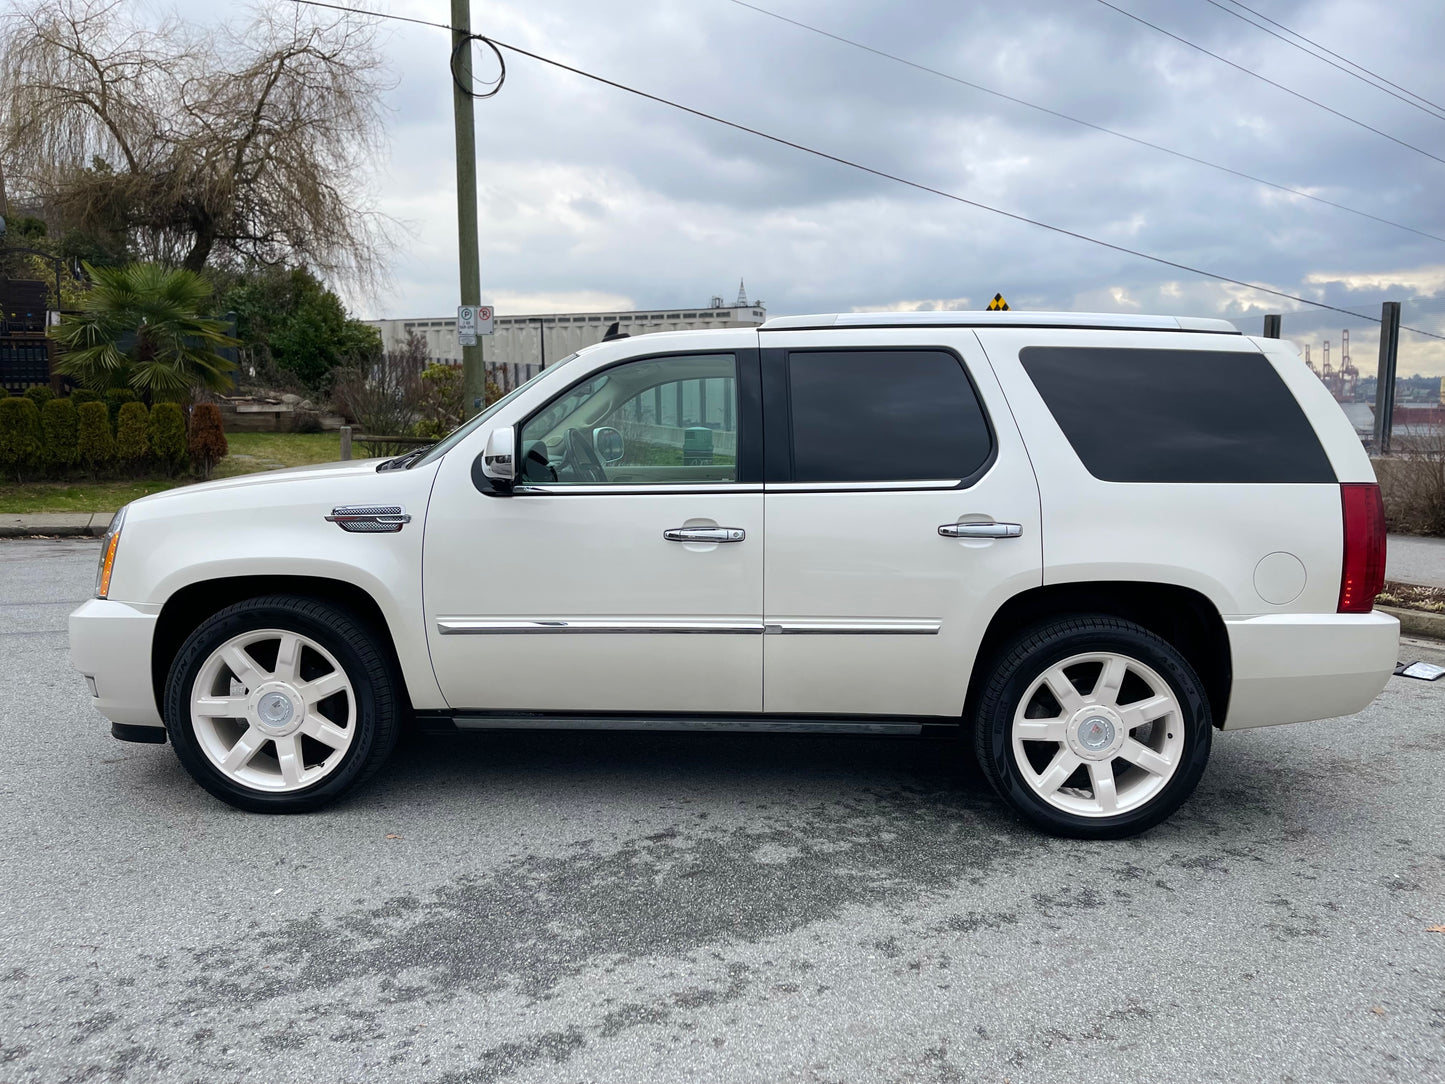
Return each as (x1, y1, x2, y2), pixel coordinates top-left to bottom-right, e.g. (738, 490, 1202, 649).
(1338, 483, 1386, 613)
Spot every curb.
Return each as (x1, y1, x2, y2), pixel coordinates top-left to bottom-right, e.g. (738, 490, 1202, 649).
(0, 513, 112, 539)
(1379, 605, 1445, 643)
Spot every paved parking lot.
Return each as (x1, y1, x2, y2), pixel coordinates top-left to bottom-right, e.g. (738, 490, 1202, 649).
(2, 538, 1442, 1083)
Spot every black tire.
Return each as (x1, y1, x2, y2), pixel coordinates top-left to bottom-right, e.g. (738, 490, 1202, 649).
(972, 616, 1212, 839)
(163, 595, 401, 813)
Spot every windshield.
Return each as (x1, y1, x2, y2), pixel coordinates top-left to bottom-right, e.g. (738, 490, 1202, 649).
(409, 352, 579, 468)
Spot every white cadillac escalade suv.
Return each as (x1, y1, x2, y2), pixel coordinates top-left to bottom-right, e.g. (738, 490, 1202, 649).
(69, 311, 1398, 837)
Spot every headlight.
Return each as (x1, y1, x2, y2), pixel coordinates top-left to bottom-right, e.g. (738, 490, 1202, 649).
(95, 506, 127, 599)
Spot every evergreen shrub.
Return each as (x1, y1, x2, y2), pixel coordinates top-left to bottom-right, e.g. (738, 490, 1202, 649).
(0, 396, 43, 481)
(115, 401, 151, 471)
(187, 403, 228, 479)
(77, 401, 116, 474)
(41, 398, 80, 471)
(148, 402, 188, 475)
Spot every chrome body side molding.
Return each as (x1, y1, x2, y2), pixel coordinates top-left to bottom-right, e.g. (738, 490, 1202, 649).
(437, 618, 941, 636)
(762, 619, 941, 635)
(436, 618, 762, 635)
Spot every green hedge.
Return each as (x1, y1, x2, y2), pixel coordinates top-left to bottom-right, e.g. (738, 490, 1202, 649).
(41, 398, 79, 470)
(76, 400, 115, 474)
(148, 402, 188, 475)
(115, 401, 150, 468)
(0, 397, 43, 482)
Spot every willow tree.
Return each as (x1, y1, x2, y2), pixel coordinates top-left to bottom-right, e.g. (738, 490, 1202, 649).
(0, 0, 391, 287)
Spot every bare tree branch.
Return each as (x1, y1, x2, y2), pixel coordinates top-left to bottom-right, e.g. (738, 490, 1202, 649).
(0, 0, 394, 290)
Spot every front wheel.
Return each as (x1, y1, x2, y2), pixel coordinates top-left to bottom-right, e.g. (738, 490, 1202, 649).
(972, 616, 1212, 838)
(163, 596, 401, 813)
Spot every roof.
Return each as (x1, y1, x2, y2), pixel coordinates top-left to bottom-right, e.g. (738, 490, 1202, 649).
(758, 311, 1241, 334)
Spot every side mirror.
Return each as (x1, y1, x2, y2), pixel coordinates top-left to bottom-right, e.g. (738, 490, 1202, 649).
(472, 425, 515, 494)
(593, 426, 624, 464)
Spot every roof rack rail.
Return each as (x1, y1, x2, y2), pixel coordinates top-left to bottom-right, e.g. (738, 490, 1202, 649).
(758, 311, 1240, 334)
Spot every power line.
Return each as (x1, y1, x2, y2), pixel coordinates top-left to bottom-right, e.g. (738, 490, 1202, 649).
(288, 0, 1444, 340)
(1093, 0, 1445, 166)
(1222, 0, 1445, 116)
(1200, 0, 1445, 122)
(725, 0, 1445, 246)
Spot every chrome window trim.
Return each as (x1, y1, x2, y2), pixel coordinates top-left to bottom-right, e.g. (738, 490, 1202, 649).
(764, 480, 960, 492)
(515, 483, 763, 496)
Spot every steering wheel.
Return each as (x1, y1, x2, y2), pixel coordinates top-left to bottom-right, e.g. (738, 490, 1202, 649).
(561, 427, 607, 483)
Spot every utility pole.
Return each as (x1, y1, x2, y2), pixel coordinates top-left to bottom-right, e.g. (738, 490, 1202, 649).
(1373, 301, 1401, 454)
(451, 0, 486, 417)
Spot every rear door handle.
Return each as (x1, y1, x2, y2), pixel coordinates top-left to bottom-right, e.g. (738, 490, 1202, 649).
(664, 527, 746, 543)
(939, 521, 1023, 539)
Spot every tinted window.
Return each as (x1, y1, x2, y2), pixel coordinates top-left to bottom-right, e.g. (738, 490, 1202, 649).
(1020, 347, 1335, 483)
(787, 350, 993, 483)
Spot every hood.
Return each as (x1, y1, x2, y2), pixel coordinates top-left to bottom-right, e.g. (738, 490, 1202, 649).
(130, 456, 393, 508)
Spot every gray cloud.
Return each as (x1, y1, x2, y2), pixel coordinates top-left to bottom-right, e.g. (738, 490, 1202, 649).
(180, 0, 1445, 372)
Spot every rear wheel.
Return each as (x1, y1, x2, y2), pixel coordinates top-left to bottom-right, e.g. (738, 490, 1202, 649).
(973, 616, 1212, 838)
(163, 596, 400, 812)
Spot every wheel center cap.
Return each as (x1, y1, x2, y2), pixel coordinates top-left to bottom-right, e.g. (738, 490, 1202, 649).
(250, 683, 302, 736)
(258, 692, 294, 726)
(1078, 716, 1114, 751)
(1066, 705, 1124, 761)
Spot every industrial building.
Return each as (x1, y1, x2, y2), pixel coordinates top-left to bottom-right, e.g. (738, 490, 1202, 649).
(367, 282, 766, 371)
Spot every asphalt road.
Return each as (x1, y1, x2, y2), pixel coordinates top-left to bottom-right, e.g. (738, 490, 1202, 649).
(2, 538, 1442, 1084)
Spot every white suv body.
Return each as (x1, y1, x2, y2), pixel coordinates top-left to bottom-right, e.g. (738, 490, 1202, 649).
(69, 312, 1398, 836)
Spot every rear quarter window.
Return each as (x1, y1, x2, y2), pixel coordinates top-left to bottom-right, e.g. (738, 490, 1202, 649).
(1019, 346, 1336, 483)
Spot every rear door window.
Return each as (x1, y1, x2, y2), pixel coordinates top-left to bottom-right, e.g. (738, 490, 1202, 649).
(786, 349, 993, 483)
(1020, 346, 1335, 483)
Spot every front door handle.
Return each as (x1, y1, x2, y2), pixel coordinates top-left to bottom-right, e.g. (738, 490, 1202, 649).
(939, 521, 1023, 539)
(664, 527, 746, 543)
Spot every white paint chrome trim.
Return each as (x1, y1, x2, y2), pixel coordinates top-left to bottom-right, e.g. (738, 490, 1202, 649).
(437, 618, 763, 635)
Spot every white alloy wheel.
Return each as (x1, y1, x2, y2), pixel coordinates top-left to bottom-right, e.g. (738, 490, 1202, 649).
(189, 628, 357, 793)
(1010, 651, 1184, 819)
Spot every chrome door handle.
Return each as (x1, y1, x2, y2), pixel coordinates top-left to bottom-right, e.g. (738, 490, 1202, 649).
(939, 521, 1023, 539)
(664, 527, 746, 543)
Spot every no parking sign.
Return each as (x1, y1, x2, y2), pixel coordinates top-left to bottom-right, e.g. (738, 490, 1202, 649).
(457, 305, 494, 345)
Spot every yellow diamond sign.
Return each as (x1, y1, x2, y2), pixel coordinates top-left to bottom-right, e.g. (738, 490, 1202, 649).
(986, 293, 1010, 311)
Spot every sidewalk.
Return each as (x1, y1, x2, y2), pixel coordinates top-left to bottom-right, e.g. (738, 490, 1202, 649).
(1387, 534, 1445, 588)
(0, 513, 115, 538)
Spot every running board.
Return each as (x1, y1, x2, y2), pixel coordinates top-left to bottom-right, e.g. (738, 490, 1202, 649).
(432, 714, 925, 736)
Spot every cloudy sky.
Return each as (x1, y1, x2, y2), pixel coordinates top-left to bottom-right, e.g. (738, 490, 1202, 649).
(288, 1, 1445, 374)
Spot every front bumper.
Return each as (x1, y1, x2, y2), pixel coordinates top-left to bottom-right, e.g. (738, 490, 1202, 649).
(1222, 610, 1399, 730)
(69, 598, 164, 732)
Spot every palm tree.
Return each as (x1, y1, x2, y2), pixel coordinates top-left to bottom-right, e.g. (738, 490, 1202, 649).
(54, 263, 237, 396)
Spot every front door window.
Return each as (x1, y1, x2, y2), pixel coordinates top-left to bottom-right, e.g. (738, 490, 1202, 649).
(518, 354, 739, 485)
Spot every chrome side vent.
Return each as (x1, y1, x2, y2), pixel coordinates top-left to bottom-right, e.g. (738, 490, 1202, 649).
(325, 505, 411, 533)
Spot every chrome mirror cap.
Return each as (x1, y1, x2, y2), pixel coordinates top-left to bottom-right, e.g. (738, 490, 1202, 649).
(481, 426, 516, 481)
